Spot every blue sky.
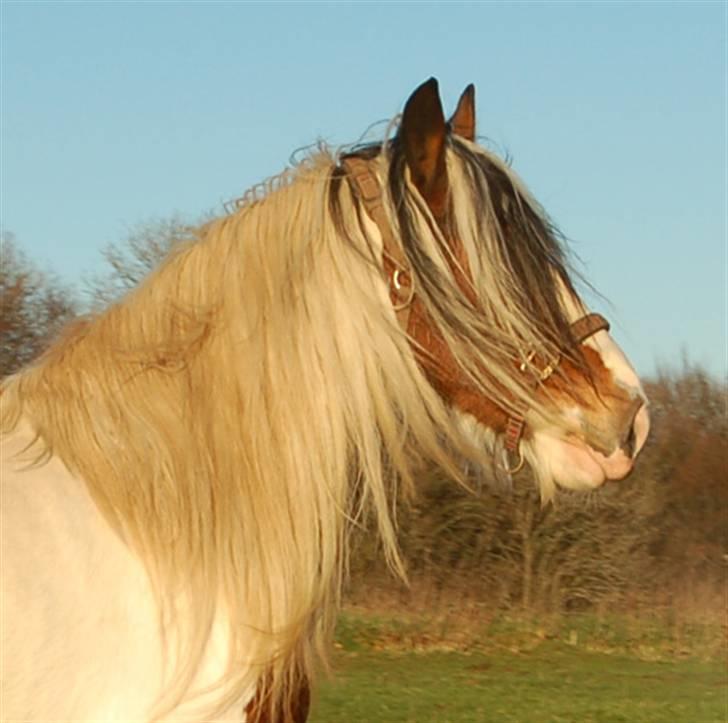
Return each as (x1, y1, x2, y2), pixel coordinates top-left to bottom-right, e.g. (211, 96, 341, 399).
(1, 1, 725, 379)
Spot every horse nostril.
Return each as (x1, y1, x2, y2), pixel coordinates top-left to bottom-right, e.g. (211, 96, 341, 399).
(621, 423, 636, 458)
(620, 398, 643, 458)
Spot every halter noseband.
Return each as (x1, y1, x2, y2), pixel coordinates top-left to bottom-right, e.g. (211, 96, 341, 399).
(341, 156, 610, 475)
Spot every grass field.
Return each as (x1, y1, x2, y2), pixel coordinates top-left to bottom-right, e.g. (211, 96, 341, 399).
(308, 611, 726, 723)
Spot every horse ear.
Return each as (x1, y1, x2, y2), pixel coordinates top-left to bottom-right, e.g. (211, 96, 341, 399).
(399, 77, 448, 216)
(449, 83, 476, 141)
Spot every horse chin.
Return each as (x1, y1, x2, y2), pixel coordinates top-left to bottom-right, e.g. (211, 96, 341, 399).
(530, 433, 635, 491)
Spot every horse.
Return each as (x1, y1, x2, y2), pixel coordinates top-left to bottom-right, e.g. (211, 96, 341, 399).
(0, 78, 650, 722)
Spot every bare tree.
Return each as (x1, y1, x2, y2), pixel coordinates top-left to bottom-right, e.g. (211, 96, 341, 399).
(394, 473, 660, 612)
(0, 233, 77, 377)
(85, 215, 204, 308)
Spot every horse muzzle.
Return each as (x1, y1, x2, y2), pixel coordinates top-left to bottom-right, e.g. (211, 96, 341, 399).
(580, 396, 650, 480)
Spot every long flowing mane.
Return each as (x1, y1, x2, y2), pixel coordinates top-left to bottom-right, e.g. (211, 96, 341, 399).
(1, 130, 587, 717)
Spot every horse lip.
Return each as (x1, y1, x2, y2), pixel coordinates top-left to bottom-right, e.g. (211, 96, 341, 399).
(563, 434, 633, 481)
(587, 446, 634, 481)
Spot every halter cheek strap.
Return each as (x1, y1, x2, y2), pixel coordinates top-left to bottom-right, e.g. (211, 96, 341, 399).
(340, 156, 416, 331)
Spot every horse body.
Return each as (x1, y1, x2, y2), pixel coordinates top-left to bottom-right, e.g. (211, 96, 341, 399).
(1, 79, 649, 721)
(1, 425, 252, 721)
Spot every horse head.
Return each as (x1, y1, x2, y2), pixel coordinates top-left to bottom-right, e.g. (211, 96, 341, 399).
(339, 78, 649, 496)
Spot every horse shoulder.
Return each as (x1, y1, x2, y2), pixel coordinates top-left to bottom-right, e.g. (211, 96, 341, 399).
(1, 425, 162, 720)
(1, 425, 255, 721)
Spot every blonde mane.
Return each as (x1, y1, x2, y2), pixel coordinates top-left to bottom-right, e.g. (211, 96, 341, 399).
(1, 138, 584, 718)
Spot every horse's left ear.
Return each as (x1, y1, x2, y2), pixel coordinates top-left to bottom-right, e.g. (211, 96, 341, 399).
(449, 83, 476, 141)
(399, 77, 448, 217)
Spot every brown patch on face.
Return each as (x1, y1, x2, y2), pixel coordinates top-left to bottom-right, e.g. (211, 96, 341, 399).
(541, 346, 612, 400)
(538, 346, 641, 456)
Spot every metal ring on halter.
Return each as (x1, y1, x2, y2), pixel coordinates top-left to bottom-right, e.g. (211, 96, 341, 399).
(500, 445, 525, 475)
(391, 268, 416, 311)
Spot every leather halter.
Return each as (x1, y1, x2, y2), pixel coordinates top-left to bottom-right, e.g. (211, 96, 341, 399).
(340, 156, 611, 474)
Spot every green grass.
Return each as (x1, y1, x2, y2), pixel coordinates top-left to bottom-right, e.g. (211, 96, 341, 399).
(308, 612, 726, 722)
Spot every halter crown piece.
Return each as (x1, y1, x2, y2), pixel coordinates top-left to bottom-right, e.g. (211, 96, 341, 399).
(340, 156, 416, 330)
(341, 156, 610, 477)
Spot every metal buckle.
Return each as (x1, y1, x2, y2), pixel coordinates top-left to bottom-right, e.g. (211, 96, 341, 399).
(520, 350, 560, 382)
(391, 268, 415, 311)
